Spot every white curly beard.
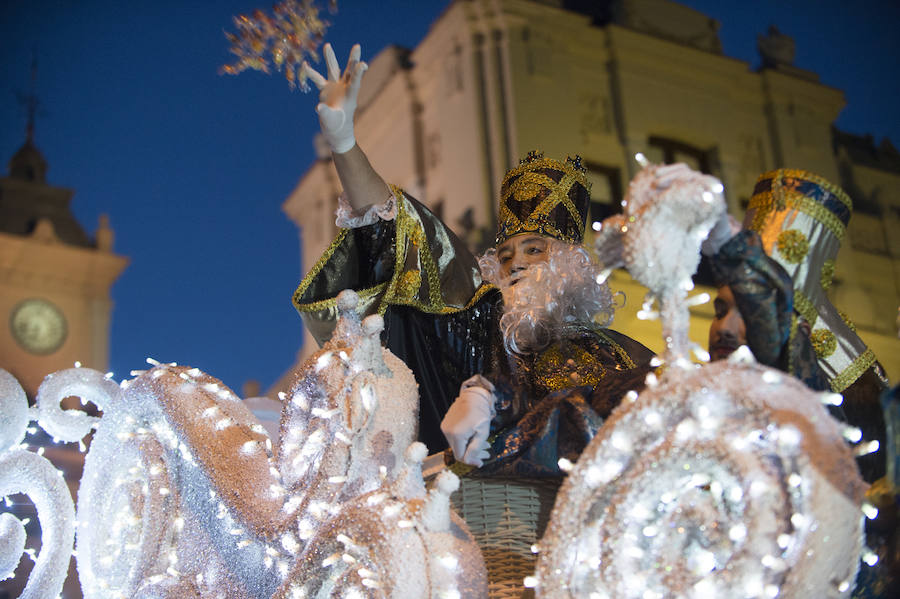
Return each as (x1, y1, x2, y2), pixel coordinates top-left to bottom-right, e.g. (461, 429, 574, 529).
(479, 240, 617, 355)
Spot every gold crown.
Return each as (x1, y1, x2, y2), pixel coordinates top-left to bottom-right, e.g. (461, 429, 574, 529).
(495, 151, 591, 245)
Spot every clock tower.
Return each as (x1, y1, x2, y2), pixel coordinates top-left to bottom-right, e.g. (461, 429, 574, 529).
(0, 136, 128, 398)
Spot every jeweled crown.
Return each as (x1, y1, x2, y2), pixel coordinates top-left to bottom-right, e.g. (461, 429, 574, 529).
(495, 150, 591, 246)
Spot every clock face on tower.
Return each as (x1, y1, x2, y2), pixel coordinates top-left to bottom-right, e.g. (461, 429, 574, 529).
(10, 298, 68, 355)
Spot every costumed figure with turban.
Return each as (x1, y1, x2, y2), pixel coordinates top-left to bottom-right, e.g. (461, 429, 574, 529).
(704, 169, 896, 597)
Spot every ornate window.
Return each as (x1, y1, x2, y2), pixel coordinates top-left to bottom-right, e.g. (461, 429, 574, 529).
(645, 136, 714, 174)
(585, 162, 623, 225)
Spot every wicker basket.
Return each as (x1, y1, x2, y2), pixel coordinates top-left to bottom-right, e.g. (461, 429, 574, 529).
(451, 476, 562, 599)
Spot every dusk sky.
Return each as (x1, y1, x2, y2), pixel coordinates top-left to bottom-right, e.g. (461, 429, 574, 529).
(2, 0, 898, 396)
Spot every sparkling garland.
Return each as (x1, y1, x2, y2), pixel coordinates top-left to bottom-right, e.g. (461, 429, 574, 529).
(220, 0, 337, 90)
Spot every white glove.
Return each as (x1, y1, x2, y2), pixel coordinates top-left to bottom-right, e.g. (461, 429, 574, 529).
(440, 375, 496, 467)
(304, 43, 367, 154)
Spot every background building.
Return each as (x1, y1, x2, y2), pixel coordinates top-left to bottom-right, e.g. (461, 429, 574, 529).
(281, 0, 899, 387)
(1, 135, 128, 398)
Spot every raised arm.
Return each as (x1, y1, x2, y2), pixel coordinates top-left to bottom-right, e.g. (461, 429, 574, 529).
(304, 43, 391, 212)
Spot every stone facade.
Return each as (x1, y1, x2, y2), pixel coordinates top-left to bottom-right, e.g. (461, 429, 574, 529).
(281, 0, 899, 385)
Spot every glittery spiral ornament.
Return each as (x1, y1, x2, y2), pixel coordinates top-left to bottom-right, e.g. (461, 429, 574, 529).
(77, 364, 284, 599)
(0, 450, 76, 599)
(35, 366, 121, 442)
(550, 159, 867, 598)
(0, 369, 76, 599)
(0, 369, 30, 452)
(535, 360, 867, 598)
(220, 0, 336, 90)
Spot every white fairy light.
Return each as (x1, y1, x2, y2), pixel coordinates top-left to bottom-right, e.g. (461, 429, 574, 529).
(777, 426, 801, 447)
(842, 426, 863, 443)
(361, 385, 376, 412)
(749, 480, 768, 497)
(557, 458, 574, 473)
(854, 440, 880, 456)
(643, 411, 662, 427)
(523, 576, 539, 588)
(821, 392, 843, 406)
(315, 352, 333, 372)
(862, 550, 879, 566)
(321, 553, 340, 568)
(790, 513, 808, 529)
(611, 431, 632, 451)
(676, 418, 697, 441)
(762, 371, 781, 384)
(686, 292, 710, 306)
(862, 503, 879, 520)
(728, 524, 747, 542)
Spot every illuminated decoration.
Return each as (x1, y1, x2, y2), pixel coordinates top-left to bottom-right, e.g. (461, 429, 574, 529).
(533, 161, 869, 597)
(220, 0, 336, 90)
(0, 371, 77, 599)
(0, 290, 486, 598)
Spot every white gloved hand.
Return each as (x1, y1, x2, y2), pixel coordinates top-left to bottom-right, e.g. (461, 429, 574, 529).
(440, 375, 496, 467)
(304, 43, 367, 154)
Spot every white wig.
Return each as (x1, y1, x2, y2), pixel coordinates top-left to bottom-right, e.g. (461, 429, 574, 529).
(479, 239, 617, 355)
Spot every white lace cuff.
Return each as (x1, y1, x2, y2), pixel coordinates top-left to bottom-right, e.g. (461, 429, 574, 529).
(335, 190, 399, 228)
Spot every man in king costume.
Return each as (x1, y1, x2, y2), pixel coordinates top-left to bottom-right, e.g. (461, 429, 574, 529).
(292, 44, 653, 476)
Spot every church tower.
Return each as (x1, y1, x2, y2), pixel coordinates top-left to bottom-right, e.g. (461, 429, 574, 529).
(0, 95, 128, 398)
